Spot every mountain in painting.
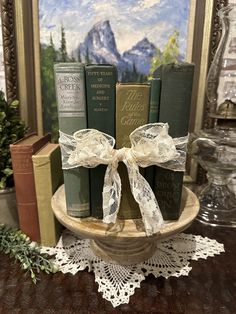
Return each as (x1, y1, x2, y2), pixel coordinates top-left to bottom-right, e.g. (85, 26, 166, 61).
(78, 20, 132, 76)
(76, 20, 158, 80)
(79, 20, 120, 62)
(122, 38, 157, 74)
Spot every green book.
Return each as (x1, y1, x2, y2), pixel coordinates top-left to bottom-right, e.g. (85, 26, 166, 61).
(145, 78, 161, 188)
(153, 62, 194, 220)
(85, 64, 117, 219)
(32, 143, 63, 246)
(148, 78, 161, 123)
(116, 83, 150, 219)
(54, 63, 90, 217)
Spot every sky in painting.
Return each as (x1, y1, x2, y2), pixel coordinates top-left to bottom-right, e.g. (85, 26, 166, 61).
(39, 0, 191, 56)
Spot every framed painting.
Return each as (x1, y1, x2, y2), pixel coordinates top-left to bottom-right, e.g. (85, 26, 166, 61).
(0, 6, 6, 95)
(35, 0, 198, 140)
(10, 0, 228, 182)
(0, 0, 17, 101)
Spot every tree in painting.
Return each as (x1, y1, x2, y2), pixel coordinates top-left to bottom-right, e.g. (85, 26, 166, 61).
(149, 31, 180, 78)
(41, 28, 71, 138)
(60, 26, 68, 62)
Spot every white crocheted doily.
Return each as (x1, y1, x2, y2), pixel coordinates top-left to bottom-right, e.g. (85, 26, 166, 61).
(42, 230, 224, 307)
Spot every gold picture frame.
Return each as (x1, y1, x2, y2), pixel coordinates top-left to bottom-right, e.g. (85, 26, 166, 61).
(1, 0, 228, 182)
(0, 0, 17, 103)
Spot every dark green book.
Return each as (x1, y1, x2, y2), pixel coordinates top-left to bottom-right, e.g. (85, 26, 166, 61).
(153, 62, 194, 220)
(145, 78, 161, 188)
(85, 64, 117, 219)
(54, 63, 90, 217)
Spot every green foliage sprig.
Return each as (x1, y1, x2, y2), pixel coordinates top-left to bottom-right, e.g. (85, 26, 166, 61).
(0, 224, 58, 284)
(0, 91, 27, 189)
(149, 30, 180, 79)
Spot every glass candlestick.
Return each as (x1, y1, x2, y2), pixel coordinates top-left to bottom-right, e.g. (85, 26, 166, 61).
(189, 128, 236, 227)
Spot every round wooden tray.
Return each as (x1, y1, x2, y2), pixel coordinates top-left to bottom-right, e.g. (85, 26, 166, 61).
(52, 185, 199, 265)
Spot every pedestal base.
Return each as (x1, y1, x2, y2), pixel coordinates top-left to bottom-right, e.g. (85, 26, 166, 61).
(51, 185, 199, 265)
(91, 238, 156, 265)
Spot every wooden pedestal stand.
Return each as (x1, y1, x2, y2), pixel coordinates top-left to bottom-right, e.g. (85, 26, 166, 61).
(51, 185, 199, 265)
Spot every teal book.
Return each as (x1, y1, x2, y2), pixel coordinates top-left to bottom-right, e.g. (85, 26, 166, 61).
(85, 64, 117, 219)
(145, 78, 161, 188)
(54, 63, 90, 217)
(148, 78, 161, 123)
(153, 63, 194, 220)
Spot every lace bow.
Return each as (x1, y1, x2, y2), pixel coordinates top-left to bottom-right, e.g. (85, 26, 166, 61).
(59, 123, 188, 236)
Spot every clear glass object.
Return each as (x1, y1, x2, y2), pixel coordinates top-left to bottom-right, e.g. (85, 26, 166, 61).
(189, 4, 236, 227)
(206, 4, 236, 122)
(189, 128, 236, 227)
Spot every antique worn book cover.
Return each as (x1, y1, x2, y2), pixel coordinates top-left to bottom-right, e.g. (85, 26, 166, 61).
(153, 62, 194, 220)
(116, 83, 150, 219)
(85, 64, 117, 219)
(10, 133, 51, 242)
(32, 143, 63, 246)
(54, 63, 90, 217)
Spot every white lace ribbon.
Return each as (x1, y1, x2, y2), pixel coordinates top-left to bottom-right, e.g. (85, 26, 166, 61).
(59, 123, 188, 236)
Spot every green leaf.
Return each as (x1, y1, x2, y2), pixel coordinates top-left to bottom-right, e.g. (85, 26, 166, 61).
(0, 224, 57, 284)
(10, 100, 19, 109)
(2, 168, 13, 176)
(0, 177, 6, 189)
(0, 112, 6, 121)
(0, 93, 27, 188)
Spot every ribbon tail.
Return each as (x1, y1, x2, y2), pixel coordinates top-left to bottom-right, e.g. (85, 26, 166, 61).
(124, 160, 164, 236)
(102, 164, 121, 224)
(59, 131, 80, 169)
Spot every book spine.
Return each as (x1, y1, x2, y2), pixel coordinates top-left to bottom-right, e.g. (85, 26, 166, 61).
(153, 63, 194, 220)
(54, 63, 90, 217)
(116, 84, 150, 219)
(10, 134, 51, 242)
(10, 147, 40, 242)
(32, 146, 63, 246)
(148, 78, 161, 123)
(145, 78, 161, 188)
(85, 64, 117, 219)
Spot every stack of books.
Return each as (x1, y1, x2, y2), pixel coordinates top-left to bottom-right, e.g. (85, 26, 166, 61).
(54, 62, 194, 221)
(10, 135, 63, 245)
(10, 61, 194, 244)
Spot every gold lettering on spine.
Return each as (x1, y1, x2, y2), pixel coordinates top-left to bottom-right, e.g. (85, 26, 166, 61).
(88, 71, 113, 76)
(90, 70, 112, 112)
(120, 89, 145, 127)
(126, 89, 142, 100)
(117, 86, 149, 147)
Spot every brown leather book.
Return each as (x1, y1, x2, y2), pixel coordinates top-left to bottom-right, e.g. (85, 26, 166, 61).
(10, 133, 51, 242)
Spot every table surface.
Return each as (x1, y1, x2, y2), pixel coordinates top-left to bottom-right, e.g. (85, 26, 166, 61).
(0, 219, 235, 314)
